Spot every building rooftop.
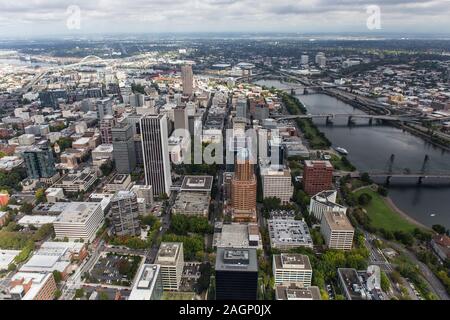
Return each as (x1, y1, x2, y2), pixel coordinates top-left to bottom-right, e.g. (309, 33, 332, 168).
(155, 242, 182, 265)
(215, 247, 258, 272)
(54, 202, 101, 224)
(180, 175, 213, 192)
(0, 250, 21, 270)
(18, 215, 58, 226)
(129, 264, 160, 300)
(214, 223, 260, 249)
(275, 285, 321, 300)
(110, 174, 130, 185)
(338, 268, 368, 300)
(274, 254, 312, 271)
(304, 160, 333, 168)
(172, 191, 210, 216)
(10, 272, 54, 300)
(112, 190, 136, 201)
(268, 219, 313, 248)
(323, 211, 354, 231)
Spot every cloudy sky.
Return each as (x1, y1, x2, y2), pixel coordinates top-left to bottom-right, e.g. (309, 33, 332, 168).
(0, 0, 450, 37)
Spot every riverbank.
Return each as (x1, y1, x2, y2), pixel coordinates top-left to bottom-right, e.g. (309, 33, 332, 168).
(384, 196, 432, 231)
(279, 91, 332, 150)
(354, 187, 430, 232)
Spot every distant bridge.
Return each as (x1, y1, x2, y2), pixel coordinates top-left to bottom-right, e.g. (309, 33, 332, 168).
(21, 55, 112, 93)
(272, 113, 420, 124)
(335, 154, 450, 185)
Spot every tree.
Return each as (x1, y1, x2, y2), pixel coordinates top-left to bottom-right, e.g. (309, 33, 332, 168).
(35, 188, 46, 204)
(74, 288, 85, 299)
(380, 271, 391, 292)
(56, 137, 72, 152)
(432, 224, 447, 235)
(360, 173, 373, 184)
(52, 270, 63, 284)
(358, 193, 372, 206)
(98, 292, 110, 300)
(377, 186, 389, 197)
(117, 259, 131, 276)
(20, 203, 33, 215)
(54, 289, 62, 300)
(100, 161, 114, 177)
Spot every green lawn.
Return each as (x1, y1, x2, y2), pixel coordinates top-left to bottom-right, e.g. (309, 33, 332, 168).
(354, 188, 417, 233)
(329, 154, 356, 172)
(162, 292, 196, 300)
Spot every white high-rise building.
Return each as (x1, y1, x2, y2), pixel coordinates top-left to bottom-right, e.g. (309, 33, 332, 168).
(155, 242, 184, 291)
(53, 202, 104, 242)
(301, 55, 309, 65)
(140, 114, 172, 198)
(273, 254, 313, 288)
(261, 166, 294, 204)
(321, 211, 354, 251)
(309, 190, 347, 221)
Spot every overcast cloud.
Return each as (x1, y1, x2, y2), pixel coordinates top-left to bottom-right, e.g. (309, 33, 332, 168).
(0, 0, 449, 37)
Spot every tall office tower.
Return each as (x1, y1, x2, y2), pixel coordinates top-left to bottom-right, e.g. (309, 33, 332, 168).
(100, 115, 116, 144)
(215, 248, 258, 300)
(261, 166, 294, 205)
(110, 191, 141, 237)
(125, 114, 144, 165)
(321, 211, 355, 251)
(315, 52, 327, 67)
(301, 54, 309, 65)
(155, 242, 184, 291)
(231, 148, 257, 222)
(130, 93, 145, 108)
(302, 160, 334, 196)
(140, 115, 172, 198)
(236, 98, 248, 119)
(174, 106, 188, 132)
(181, 64, 194, 96)
(96, 97, 113, 121)
(23, 141, 57, 180)
(112, 123, 136, 174)
(273, 254, 313, 288)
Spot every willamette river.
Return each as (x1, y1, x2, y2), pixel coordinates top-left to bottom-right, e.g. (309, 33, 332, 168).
(257, 80, 450, 229)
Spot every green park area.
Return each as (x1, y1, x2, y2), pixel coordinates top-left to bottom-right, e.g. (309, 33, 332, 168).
(353, 188, 417, 233)
(162, 292, 196, 300)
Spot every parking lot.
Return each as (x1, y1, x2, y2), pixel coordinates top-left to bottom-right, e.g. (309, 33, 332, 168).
(180, 262, 202, 292)
(85, 253, 142, 287)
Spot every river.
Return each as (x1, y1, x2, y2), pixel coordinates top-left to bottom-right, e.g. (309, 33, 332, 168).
(256, 79, 450, 229)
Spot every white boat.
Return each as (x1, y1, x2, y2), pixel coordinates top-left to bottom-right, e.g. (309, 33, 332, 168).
(335, 147, 349, 155)
(430, 213, 436, 217)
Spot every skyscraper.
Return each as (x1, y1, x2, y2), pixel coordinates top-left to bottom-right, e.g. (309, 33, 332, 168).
(155, 242, 184, 291)
(215, 248, 258, 300)
(140, 114, 172, 198)
(96, 98, 113, 121)
(111, 191, 141, 237)
(112, 123, 136, 174)
(302, 160, 334, 196)
(231, 148, 257, 222)
(174, 106, 188, 132)
(100, 115, 116, 144)
(23, 141, 57, 180)
(181, 64, 194, 96)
